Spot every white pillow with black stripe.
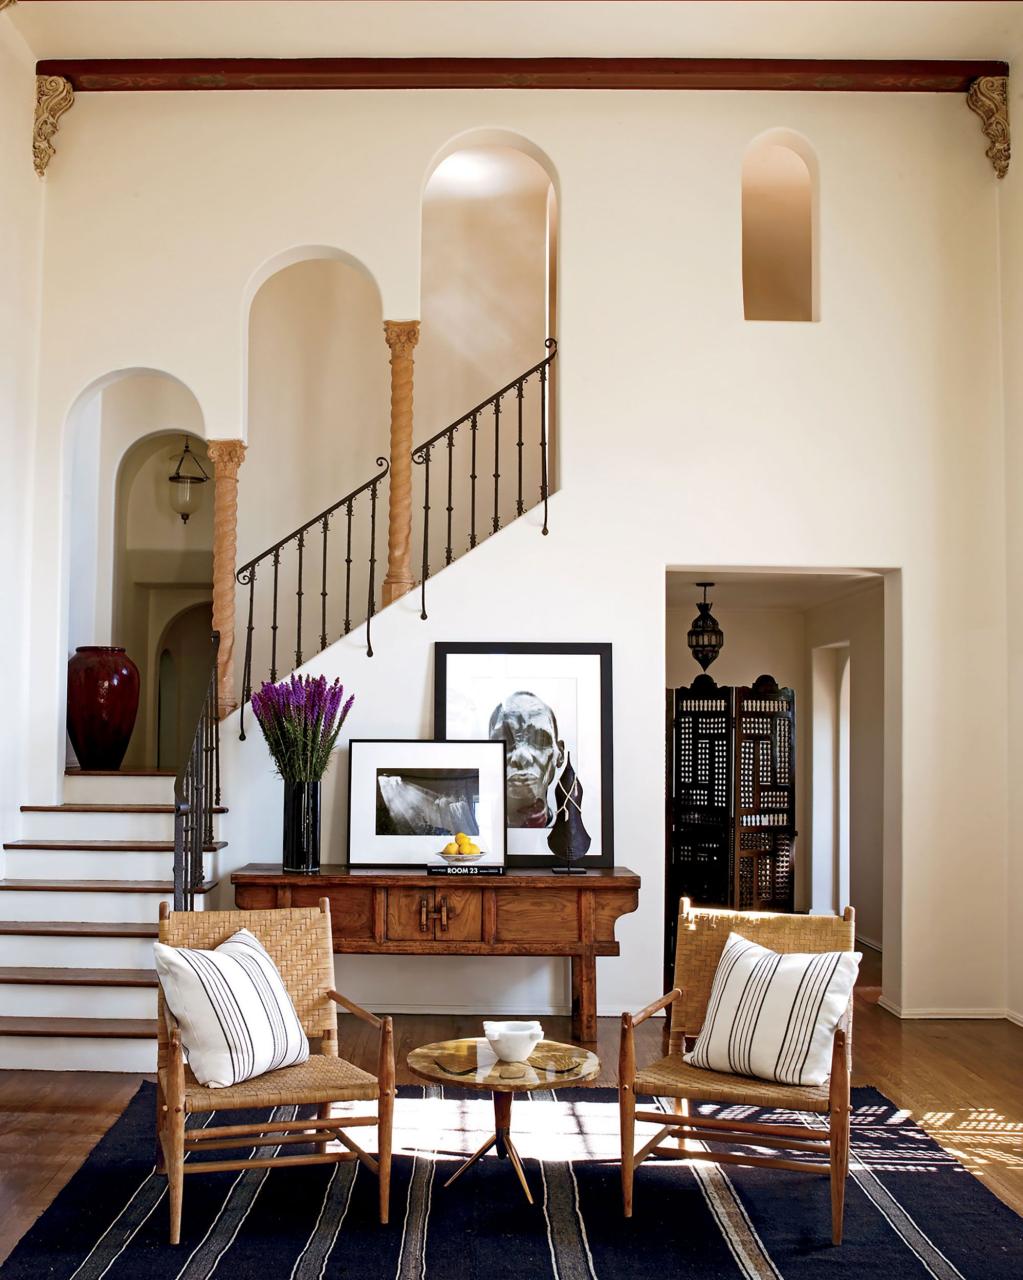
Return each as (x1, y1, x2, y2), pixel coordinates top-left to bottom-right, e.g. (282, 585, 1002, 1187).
(683, 931, 860, 1087)
(154, 928, 310, 1088)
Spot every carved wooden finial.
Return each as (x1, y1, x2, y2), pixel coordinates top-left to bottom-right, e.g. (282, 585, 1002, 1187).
(34, 74, 74, 177)
(966, 75, 1010, 179)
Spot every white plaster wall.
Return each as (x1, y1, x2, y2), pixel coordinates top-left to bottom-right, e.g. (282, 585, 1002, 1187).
(805, 584, 885, 950)
(0, 23, 42, 846)
(27, 87, 1009, 1017)
(1000, 63, 1023, 1026)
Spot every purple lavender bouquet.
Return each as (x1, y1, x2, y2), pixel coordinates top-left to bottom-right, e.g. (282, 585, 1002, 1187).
(250, 674, 354, 782)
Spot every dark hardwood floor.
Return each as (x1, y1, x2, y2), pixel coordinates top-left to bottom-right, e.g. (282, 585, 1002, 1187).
(1, 962, 1021, 1263)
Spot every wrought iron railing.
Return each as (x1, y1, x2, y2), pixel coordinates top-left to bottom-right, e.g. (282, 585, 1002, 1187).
(234, 338, 557, 729)
(236, 459, 389, 739)
(173, 631, 221, 910)
(412, 338, 556, 619)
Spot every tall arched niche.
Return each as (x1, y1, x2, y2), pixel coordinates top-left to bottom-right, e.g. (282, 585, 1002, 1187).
(419, 129, 558, 432)
(741, 129, 819, 322)
(63, 369, 210, 768)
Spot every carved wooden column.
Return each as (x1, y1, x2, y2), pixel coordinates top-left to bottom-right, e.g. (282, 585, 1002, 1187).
(206, 440, 246, 717)
(381, 320, 420, 605)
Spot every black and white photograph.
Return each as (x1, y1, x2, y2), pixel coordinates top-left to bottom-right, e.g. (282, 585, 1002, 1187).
(348, 739, 506, 867)
(434, 642, 614, 866)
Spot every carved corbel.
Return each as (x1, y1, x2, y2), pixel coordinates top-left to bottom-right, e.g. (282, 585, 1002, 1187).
(966, 75, 1010, 179)
(34, 74, 74, 177)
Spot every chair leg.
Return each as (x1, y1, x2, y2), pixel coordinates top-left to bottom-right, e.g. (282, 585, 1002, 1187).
(378, 1091, 393, 1225)
(155, 1079, 166, 1173)
(830, 1081, 851, 1245)
(316, 1102, 332, 1155)
(620, 1083, 636, 1217)
(166, 1104, 185, 1246)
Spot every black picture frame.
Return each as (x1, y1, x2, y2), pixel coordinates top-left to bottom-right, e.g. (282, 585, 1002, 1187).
(434, 642, 614, 868)
(347, 737, 508, 868)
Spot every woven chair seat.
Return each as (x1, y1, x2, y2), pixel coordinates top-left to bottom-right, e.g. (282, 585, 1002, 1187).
(634, 1053, 831, 1113)
(165, 1054, 380, 1114)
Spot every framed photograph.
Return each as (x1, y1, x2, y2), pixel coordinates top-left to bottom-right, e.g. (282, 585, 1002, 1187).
(434, 643, 614, 868)
(347, 739, 507, 868)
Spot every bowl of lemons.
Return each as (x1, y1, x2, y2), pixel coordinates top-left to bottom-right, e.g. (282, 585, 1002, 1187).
(439, 832, 484, 863)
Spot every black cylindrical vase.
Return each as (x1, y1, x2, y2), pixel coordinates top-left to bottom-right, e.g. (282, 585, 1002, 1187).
(282, 781, 321, 874)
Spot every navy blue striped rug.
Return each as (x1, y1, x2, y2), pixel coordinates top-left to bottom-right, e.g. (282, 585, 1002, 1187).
(2, 1084, 1019, 1278)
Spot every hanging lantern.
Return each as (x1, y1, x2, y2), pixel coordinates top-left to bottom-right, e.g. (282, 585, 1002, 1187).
(167, 438, 210, 524)
(687, 582, 725, 671)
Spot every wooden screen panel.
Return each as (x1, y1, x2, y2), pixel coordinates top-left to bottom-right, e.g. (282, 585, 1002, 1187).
(733, 675, 795, 911)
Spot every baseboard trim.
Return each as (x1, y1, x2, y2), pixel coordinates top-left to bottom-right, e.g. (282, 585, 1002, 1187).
(878, 997, 1013, 1020)
(349, 1002, 574, 1017)
(1007, 1009, 1023, 1028)
(856, 934, 882, 953)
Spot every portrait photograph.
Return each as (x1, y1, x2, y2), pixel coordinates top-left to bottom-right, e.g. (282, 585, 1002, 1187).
(348, 739, 506, 867)
(434, 642, 614, 866)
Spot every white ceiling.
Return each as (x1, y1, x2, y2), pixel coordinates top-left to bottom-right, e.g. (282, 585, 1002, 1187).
(9, 2, 1023, 62)
(665, 569, 882, 612)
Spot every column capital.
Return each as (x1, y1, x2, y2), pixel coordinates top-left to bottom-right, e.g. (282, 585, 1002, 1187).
(207, 438, 247, 476)
(34, 75, 74, 178)
(383, 320, 421, 359)
(966, 75, 1010, 178)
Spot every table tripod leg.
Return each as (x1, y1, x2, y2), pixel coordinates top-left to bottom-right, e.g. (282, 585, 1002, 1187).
(504, 1136, 535, 1205)
(443, 1134, 497, 1188)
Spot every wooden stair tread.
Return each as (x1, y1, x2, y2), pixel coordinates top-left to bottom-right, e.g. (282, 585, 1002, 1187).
(21, 803, 228, 814)
(0, 878, 218, 893)
(0, 1016, 158, 1038)
(0, 920, 159, 937)
(65, 768, 175, 777)
(0, 966, 157, 987)
(3, 839, 226, 852)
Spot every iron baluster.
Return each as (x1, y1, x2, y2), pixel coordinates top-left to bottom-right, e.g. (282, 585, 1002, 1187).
(343, 498, 354, 636)
(238, 565, 255, 740)
(492, 394, 502, 534)
(319, 514, 329, 652)
(469, 411, 478, 549)
(416, 442, 432, 620)
(270, 549, 280, 682)
(445, 430, 455, 565)
(365, 458, 385, 658)
(295, 530, 305, 670)
(173, 632, 220, 911)
(515, 379, 525, 516)
(539, 357, 550, 536)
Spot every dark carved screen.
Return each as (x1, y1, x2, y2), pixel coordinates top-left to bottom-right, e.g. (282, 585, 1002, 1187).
(733, 674, 796, 912)
(664, 673, 734, 987)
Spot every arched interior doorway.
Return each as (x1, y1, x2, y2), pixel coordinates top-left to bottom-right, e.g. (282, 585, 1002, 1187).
(66, 371, 212, 770)
(156, 601, 215, 770)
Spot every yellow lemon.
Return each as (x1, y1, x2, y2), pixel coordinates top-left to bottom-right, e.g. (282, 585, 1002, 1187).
(442, 842, 459, 855)
(467, 843, 481, 855)
(455, 832, 470, 844)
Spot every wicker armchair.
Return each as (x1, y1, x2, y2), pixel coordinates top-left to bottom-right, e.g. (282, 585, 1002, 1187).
(620, 900, 856, 1244)
(156, 899, 394, 1245)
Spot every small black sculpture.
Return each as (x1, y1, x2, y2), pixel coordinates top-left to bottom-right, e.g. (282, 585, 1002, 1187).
(548, 753, 591, 874)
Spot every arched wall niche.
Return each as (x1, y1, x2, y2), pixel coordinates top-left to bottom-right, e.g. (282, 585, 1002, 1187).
(63, 369, 210, 769)
(241, 246, 390, 690)
(741, 128, 819, 323)
(417, 129, 558, 571)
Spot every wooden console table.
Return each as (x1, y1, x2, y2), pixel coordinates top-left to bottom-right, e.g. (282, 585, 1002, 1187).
(231, 864, 640, 1042)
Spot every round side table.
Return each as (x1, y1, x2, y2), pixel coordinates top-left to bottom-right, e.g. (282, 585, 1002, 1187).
(407, 1037, 600, 1204)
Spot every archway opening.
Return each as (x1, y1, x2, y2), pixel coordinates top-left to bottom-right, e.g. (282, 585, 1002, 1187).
(742, 136, 816, 322)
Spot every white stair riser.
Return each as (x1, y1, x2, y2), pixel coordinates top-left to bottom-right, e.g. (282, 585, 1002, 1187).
(19, 811, 178, 840)
(63, 775, 174, 805)
(4, 850, 214, 880)
(0, 1036, 157, 1072)
(0, 890, 195, 922)
(0, 984, 157, 1019)
(1, 934, 157, 967)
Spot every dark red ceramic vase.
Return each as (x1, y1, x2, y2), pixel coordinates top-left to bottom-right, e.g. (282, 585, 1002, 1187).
(66, 647, 140, 770)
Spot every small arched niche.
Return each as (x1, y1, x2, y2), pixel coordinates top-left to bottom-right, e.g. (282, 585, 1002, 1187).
(742, 132, 817, 322)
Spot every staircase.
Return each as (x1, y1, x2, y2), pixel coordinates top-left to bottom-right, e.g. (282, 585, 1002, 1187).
(0, 769, 225, 1071)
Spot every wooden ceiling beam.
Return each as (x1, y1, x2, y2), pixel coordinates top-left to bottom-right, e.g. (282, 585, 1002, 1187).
(34, 57, 1009, 94)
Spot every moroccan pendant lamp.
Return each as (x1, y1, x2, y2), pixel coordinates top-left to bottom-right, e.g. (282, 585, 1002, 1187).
(687, 582, 725, 671)
(167, 437, 210, 524)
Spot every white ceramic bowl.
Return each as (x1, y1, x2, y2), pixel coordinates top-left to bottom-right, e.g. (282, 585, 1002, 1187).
(483, 1020, 544, 1063)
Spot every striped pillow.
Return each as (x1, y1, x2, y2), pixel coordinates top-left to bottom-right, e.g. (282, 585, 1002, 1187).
(154, 928, 310, 1088)
(683, 931, 860, 1087)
